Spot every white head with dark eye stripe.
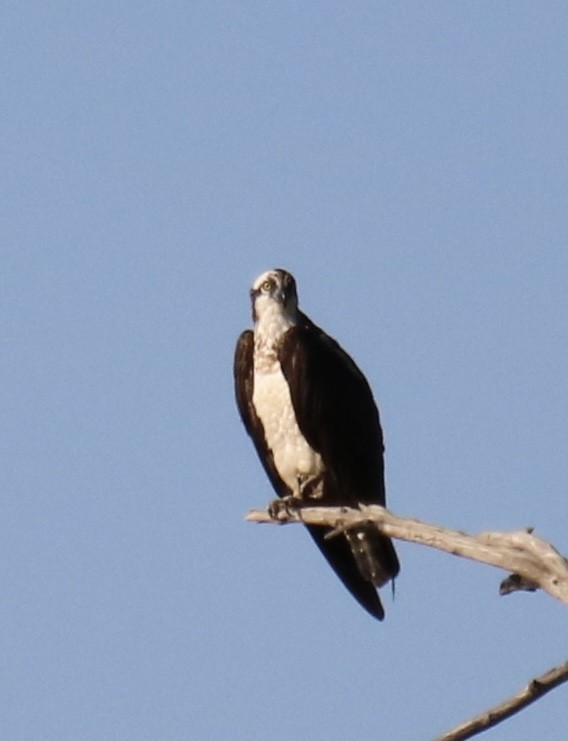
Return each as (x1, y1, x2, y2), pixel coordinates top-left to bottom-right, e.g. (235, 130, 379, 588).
(250, 269, 299, 327)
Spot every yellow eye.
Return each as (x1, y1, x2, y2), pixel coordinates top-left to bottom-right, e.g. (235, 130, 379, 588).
(261, 279, 273, 292)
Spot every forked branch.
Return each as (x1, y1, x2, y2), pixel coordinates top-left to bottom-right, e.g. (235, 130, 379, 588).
(246, 504, 568, 606)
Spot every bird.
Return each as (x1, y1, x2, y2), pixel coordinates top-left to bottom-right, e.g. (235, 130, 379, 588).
(234, 268, 399, 620)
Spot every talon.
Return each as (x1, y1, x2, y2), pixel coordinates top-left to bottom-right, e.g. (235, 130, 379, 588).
(268, 497, 303, 520)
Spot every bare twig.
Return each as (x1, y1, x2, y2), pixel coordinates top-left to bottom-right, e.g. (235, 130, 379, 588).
(435, 659, 568, 741)
(245, 504, 568, 606)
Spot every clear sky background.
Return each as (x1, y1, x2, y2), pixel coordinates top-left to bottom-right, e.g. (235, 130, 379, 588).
(2, 2, 568, 739)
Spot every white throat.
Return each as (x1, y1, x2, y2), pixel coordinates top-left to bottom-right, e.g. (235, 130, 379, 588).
(254, 299, 297, 351)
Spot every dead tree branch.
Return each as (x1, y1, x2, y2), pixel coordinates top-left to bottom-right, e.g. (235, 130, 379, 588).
(245, 504, 568, 606)
(246, 504, 568, 739)
(435, 659, 568, 741)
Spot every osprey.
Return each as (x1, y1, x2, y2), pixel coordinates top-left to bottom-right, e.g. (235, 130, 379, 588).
(234, 268, 399, 620)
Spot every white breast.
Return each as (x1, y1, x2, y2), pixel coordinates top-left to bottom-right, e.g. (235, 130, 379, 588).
(253, 366, 324, 497)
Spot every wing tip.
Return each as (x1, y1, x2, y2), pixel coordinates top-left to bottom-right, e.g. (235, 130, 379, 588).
(356, 586, 386, 621)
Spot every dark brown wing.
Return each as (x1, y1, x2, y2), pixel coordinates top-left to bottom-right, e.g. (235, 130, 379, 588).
(233, 330, 290, 499)
(279, 317, 385, 505)
(278, 318, 399, 620)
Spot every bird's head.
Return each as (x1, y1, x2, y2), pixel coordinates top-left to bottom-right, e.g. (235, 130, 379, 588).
(250, 269, 299, 325)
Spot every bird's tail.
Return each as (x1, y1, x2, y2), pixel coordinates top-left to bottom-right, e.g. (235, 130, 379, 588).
(345, 525, 400, 588)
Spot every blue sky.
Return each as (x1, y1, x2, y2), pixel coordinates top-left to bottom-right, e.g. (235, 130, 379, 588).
(2, 2, 568, 739)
